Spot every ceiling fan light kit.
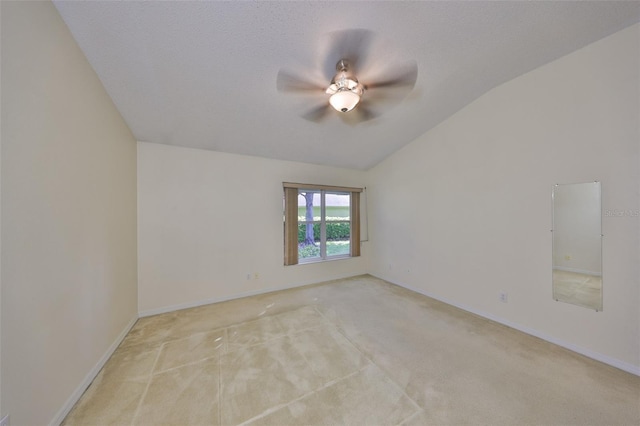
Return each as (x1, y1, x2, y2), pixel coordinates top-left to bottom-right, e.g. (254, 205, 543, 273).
(326, 59, 364, 113)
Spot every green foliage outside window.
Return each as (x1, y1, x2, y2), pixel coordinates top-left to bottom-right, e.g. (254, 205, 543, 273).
(297, 222, 350, 242)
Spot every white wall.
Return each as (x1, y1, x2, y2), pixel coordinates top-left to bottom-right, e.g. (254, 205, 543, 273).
(367, 24, 639, 373)
(138, 142, 367, 315)
(1, 2, 138, 424)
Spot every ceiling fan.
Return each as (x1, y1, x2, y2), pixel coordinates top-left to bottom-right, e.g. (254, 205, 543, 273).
(277, 29, 418, 123)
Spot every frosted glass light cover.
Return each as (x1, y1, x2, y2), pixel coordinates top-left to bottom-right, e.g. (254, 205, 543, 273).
(329, 90, 360, 112)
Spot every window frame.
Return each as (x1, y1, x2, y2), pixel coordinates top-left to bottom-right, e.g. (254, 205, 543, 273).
(283, 182, 362, 266)
(297, 190, 351, 263)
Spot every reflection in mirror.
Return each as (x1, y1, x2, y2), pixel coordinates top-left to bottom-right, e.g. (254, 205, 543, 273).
(552, 182, 602, 311)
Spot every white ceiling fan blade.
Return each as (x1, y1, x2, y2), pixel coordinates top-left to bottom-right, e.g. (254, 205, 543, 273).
(365, 61, 418, 90)
(277, 70, 326, 93)
(302, 103, 332, 122)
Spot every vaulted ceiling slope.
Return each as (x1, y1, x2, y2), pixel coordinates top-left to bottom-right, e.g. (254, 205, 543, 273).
(53, 1, 639, 170)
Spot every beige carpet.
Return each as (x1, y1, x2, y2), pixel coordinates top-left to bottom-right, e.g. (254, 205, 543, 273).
(63, 275, 640, 425)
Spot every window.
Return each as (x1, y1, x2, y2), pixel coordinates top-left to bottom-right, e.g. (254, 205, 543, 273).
(283, 183, 361, 265)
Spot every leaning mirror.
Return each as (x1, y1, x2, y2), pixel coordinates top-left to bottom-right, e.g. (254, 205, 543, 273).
(552, 182, 602, 311)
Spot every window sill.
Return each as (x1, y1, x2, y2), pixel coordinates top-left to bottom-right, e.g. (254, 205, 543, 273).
(296, 255, 352, 265)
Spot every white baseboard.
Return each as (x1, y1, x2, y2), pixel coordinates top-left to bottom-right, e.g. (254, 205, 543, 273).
(138, 274, 363, 318)
(49, 316, 138, 426)
(373, 274, 640, 377)
(139, 286, 298, 318)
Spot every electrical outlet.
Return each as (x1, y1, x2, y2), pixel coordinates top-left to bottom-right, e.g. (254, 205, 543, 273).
(564, 255, 571, 261)
(0, 414, 10, 426)
(253, 272, 259, 280)
(499, 292, 508, 303)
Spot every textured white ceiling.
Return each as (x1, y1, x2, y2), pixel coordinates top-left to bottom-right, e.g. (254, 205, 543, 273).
(53, 1, 639, 170)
